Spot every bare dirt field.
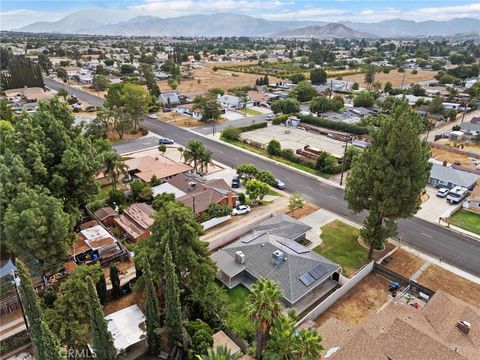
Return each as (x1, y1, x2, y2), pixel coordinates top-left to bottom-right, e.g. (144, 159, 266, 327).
(158, 62, 282, 97)
(342, 69, 437, 88)
(314, 273, 390, 326)
(156, 111, 227, 127)
(417, 264, 480, 308)
(383, 248, 425, 278)
(431, 147, 480, 170)
(80, 86, 107, 99)
(104, 291, 144, 316)
(437, 139, 480, 156)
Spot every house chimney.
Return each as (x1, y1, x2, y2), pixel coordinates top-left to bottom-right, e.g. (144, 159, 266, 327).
(227, 191, 234, 208)
(457, 320, 471, 335)
(235, 251, 246, 264)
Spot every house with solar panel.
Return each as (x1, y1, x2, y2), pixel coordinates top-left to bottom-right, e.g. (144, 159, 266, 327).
(212, 214, 341, 312)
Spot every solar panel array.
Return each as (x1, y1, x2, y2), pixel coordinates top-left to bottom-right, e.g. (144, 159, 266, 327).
(299, 272, 315, 287)
(241, 231, 266, 243)
(277, 238, 309, 254)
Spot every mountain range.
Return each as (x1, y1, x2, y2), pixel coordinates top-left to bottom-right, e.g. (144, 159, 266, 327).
(272, 23, 376, 39)
(16, 9, 480, 38)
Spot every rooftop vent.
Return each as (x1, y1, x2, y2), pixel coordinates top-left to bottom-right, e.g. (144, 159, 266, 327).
(457, 320, 471, 335)
(272, 250, 284, 264)
(188, 181, 197, 190)
(235, 251, 246, 264)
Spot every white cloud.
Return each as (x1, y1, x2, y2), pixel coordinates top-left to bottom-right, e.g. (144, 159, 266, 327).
(0, 9, 67, 30)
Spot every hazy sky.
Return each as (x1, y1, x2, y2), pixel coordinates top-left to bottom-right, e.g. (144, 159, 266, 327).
(1, 0, 480, 29)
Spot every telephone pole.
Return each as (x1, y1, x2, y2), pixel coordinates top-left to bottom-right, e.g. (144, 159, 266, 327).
(339, 138, 349, 186)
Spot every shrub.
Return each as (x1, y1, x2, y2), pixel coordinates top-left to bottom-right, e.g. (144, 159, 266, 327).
(185, 320, 213, 360)
(239, 122, 268, 132)
(0, 331, 30, 356)
(267, 139, 281, 155)
(238, 192, 246, 204)
(222, 125, 242, 140)
(272, 114, 289, 125)
(353, 91, 375, 107)
(280, 148, 300, 163)
(257, 170, 275, 185)
(108, 188, 126, 206)
(299, 114, 368, 135)
(315, 152, 341, 174)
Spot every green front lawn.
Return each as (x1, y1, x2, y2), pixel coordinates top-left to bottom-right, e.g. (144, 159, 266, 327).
(224, 285, 255, 341)
(244, 108, 263, 116)
(313, 220, 368, 277)
(449, 210, 480, 235)
(93, 184, 113, 202)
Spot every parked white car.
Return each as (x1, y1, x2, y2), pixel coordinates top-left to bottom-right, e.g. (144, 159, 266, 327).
(436, 188, 449, 198)
(232, 205, 251, 216)
(147, 113, 157, 119)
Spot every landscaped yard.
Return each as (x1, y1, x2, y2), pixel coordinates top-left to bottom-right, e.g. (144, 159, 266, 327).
(313, 220, 368, 277)
(93, 184, 113, 202)
(244, 108, 263, 116)
(448, 209, 480, 235)
(224, 285, 255, 341)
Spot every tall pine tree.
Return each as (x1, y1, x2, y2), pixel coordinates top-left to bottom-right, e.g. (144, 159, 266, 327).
(109, 263, 121, 298)
(143, 256, 162, 354)
(345, 100, 431, 258)
(96, 272, 108, 305)
(86, 276, 116, 360)
(164, 245, 183, 349)
(17, 260, 64, 360)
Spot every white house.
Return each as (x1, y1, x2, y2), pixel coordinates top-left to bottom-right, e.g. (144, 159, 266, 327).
(218, 94, 253, 110)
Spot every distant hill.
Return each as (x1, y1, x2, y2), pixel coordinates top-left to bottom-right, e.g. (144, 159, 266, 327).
(272, 23, 376, 39)
(16, 11, 480, 38)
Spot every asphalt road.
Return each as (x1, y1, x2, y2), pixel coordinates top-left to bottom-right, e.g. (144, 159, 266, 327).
(46, 79, 480, 277)
(193, 114, 269, 135)
(112, 137, 159, 154)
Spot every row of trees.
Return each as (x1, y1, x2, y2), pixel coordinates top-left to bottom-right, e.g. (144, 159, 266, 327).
(0, 56, 44, 90)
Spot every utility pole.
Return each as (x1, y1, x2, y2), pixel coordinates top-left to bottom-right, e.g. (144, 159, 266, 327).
(400, 69, 406, 91)
(329, 80, 333, 99)
(12, 271, 29, 330)
(461, 101, 467, 123)
(339, 138, 349, 186)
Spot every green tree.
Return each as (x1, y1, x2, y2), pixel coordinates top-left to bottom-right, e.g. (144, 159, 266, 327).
(199, 149, 213, 173)
(164, 245, 183, 349)
(271, 98, 300, 115)
(184, 140, 207, 172)
(196, 345, 241, 360)
(92, 75, 110, 92)
(383, 81, 393, 94)
(345, 101, 431, 259)
(315, 152, 339, 174)
(103, 150, 127, 189)
(4, 187, 73, 266)
(96, 272, 108, 305)
(140, 63, 161, 97)
(352, 82, 359, 90)
(256, 170, 275, 185)
(17, 261, 65, 360)
(310, 68, 327, 85)
(221, 125, 241, 140)
(246, 279, 283, 360)
(427, 96, 445, 114)
(267, 139, 281, 155)
(186, 320, 213, 360)
(86, 277, 116, 360)
(109, 263, 121, 299)
(143, 257, 162, 354)
(236, 164, 258, 179)
(193, 93, 221, 122)
(289, 73, 306, 84)
(245, 179, 270, 205)
(288, 194, 305, 215)
(290, 81, 318, 102)
(57, 88, 68, 99)
(158, 144, 167, 154)
(364, 65, 376, 89)
(353, 91, 375, 107)
(152, 192, 176, 211)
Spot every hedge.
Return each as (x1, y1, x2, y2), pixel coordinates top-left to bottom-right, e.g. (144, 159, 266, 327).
(239, 122, 268, 132)
(298, 114, 369, 135)
(272, 114, 289, 125)
(0, 330, 30, 356)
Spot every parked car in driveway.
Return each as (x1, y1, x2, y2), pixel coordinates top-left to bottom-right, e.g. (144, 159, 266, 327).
(231, 175, 240, 188)
(436, 188, 449, 198)
(266, 114, 274, 121)
(158, 137, 174, 145)
(232, 205, 251, 216)
(273, 179, 286, 190)
(148, 113, 157, 119)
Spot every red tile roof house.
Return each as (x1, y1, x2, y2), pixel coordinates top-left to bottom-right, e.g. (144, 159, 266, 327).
(167, 173, 237, 218)
(114, 203, 155, 243)
(124, 155, 192, 184)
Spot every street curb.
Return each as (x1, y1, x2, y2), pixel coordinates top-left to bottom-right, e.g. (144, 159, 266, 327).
(187, 128, 345, 191)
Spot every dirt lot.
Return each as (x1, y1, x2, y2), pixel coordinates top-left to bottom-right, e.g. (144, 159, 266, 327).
(383, 248, 425, 278)
(80, 86, 107, 99)
(288, 203, 320, 219)
(342, 69, 437, 88)
(156, 111, 227, 127)
(104, 291, 144, 316)
(417, 264, 480, 308)
(437, 139, 480, 156)
(315, 274, 390, 326)
(158, 62, 282, 97)
(431, 147, 479, 170)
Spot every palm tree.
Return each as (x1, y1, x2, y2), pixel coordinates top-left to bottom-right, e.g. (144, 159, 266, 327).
(246, 279, 283, 360)
(196, 345, 240, 360)
(103, 150, 128, 189)
(293, 328, 323, 360)
(177, 146, 184, 161)
(184, 140, 205, 172)
(199, 149, 213, 174)
(263, 316, 296, 359)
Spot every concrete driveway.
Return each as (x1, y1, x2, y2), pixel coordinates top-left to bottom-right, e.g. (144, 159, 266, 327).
(223, 111, 245, 121)
(415, 187, 458, 223)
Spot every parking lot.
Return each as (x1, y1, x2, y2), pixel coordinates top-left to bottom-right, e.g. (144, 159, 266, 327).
(240, 124, 346, 157)
(415, 186, 458, 223)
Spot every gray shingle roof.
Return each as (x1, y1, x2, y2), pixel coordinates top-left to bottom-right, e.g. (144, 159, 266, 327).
(252, 213, 311, 240)
(430, 163, 480, 188)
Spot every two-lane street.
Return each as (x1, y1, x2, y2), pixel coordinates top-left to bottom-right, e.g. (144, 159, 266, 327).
(46, 79, 480, 277)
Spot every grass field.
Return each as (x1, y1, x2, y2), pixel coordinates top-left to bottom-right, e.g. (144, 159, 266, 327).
(93, 185, 113, 202)
(313, 220, 368, 277)
(448, 210, 480, 235)
(225, 285, 255, 341)
(342, 69, 437, 88)
(244, 108, 263, 116)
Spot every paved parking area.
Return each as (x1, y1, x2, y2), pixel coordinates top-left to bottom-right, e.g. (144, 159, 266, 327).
(415, 187, 458, 223)
(112, 136, 159, 155)
(222, 110, 245, 121)
(240, 125, 346, 157)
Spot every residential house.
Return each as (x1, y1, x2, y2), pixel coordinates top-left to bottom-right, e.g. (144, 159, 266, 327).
(212, 214, 341, 311)
(154, 173, 237, 217)
(345, 107, 377, 118)
(465, 185, 480, 213)
(428, 163, 480, 190)
(93, 206, 118, 226)
(124, 156, 192, 184)
(106, 304, 146, 355)
(318, 290, 480, 360)
(175, 103, 203, 120)
(69, 220, 124, 264)
(218, 94, 253, 110)
(114, 203, 155, 242)
(321, 111, 361, 125)
(459, 122, 480, 136)
(158, 92, 180, 107)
